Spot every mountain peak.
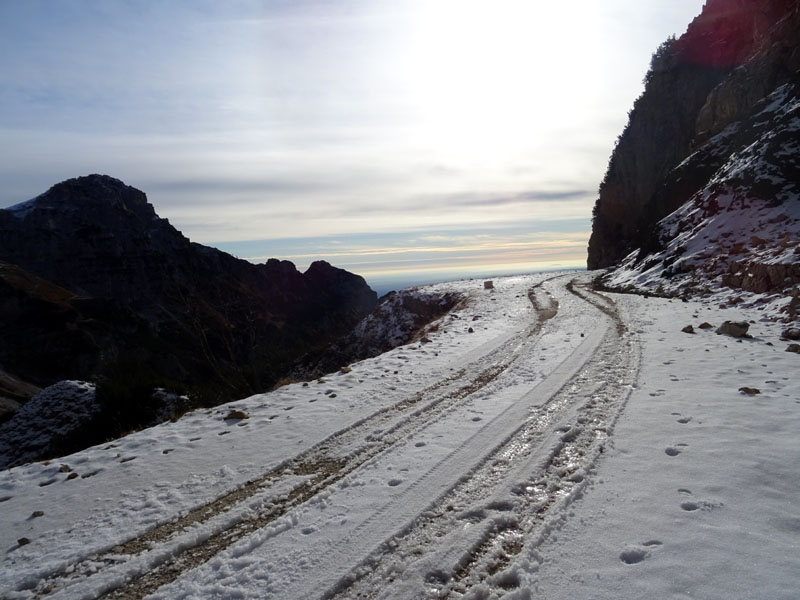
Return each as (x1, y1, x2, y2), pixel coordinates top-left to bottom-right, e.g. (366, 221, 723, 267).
(0, 175, 379, 459)
(32, 174, 155, 218)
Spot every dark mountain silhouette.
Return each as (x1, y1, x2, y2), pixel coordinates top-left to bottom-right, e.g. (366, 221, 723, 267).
(588, 0, 799, 310)
(0, 175, 377, 439)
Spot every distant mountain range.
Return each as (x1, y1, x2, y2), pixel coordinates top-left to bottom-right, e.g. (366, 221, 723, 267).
(589, 0, 799, 319)
(0, 175, 377, 437)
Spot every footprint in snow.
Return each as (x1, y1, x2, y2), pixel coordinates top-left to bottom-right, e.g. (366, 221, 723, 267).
(119, 456, 137, 463)
(425, 569, 451, 585)
(620, 541, 662, 565)
(678, 489, 720, 512)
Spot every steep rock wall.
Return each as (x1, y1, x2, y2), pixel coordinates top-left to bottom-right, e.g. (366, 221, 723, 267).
(588, 0, 800, 269)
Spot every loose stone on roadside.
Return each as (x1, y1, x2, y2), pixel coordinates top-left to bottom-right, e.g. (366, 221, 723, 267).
(716, 321, 750, 338)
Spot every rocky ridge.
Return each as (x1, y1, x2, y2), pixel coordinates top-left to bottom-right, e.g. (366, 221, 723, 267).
(589, 0, 800, 320)
(0, 175, 378, 457)
(297, 287, 463, 378)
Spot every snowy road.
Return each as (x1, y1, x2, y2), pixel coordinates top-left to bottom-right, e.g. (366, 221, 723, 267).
(140, 274, 631, 600)
(3, 271, 798, 599)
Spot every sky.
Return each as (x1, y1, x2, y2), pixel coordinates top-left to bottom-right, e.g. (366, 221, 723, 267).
(0, 0, 706, 292)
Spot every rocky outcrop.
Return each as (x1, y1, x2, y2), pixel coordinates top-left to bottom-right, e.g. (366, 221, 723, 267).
(599, 78, 800, 320)
(297, 288, 462, 378)
(0, 381, 99, 469)
(0, 175, 378, 445)
(588, 0, 800, 270)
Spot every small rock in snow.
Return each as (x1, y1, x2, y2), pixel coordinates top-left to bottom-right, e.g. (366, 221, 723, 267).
(682, 325, 695, 334)
(223, 409, 249, 420)
(738, 387, 761, 395)
(716, 321, 750, 338)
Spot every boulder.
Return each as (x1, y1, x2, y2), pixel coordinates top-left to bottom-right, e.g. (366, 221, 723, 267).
(0, 381, 98, 469)
(224, 409, 249, 421)
(716, 320, 750, 337)
(781, 327, 800, 340)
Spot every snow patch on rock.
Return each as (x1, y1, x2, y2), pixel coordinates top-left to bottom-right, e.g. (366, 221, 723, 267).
(0, 381, 97, 469)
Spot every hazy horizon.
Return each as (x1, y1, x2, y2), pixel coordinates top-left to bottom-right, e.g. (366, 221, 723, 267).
(0, 0, 705, 283)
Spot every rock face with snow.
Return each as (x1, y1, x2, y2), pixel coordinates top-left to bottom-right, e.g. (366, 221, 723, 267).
(297, 287, 462, 377)
(0, 381, 98, 469)
(0, 175, 377, 443)
(588, 0, 800, 319)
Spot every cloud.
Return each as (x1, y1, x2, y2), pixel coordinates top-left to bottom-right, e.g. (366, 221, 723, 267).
(212, 224, 591, 290)
(0, 0, 705, 276)
(144, 177, 331, 196)
(449, 190, 592, 208)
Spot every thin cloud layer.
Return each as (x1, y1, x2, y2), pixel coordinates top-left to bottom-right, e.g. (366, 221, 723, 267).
(0, 0, 705, 283)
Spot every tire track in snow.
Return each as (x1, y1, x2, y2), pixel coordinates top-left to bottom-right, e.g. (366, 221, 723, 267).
(28, 280, 560, 600)
(326, 276, 639, 599)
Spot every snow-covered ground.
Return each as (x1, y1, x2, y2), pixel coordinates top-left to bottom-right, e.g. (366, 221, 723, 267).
(1, 271, 797, 599)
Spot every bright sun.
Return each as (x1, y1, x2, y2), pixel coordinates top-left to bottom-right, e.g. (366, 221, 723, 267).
(403, 1, 601, 162)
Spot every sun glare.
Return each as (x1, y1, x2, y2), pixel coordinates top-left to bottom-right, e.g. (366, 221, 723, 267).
(404, 1, 598, 161)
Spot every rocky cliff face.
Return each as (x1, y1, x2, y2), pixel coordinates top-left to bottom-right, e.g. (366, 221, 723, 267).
(588, 0, 800, 272)
(0, 175, 378, 442)
(588, 0, 800, 320)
